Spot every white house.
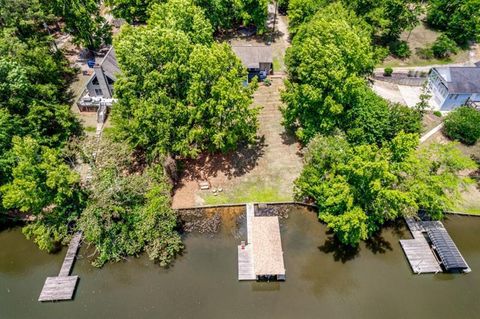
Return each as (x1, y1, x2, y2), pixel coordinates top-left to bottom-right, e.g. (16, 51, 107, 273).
(428, 64, 480, 111)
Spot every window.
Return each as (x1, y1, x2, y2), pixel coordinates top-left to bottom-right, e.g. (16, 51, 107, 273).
(106, 76, 114, 85)
(95, 89, 103, 96)
(92, 76, 99, 85)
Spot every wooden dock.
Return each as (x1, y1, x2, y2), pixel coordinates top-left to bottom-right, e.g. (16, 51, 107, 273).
(400, 238, 442, 274)
(246, 203, 254, 244)
(39, 232, 82, 302)
(401, 217, 471, 274)
(401, 218, 442, 274)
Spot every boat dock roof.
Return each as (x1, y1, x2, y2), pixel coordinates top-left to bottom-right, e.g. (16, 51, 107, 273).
(252, 216, 285, 276)
(427, 227, 469, 271)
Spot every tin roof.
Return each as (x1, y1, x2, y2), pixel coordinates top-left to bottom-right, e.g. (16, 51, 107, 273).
(433, 66, 480, 94)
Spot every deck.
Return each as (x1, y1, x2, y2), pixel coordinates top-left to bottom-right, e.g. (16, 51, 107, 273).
(39, 232, 82, 302)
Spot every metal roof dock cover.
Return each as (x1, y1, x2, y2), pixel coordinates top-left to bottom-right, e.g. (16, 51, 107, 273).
(427, 227, 469, 271)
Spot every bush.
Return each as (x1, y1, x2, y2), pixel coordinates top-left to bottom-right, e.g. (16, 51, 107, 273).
(433, 110, 442, 117)
(432, 34, 458, 59)
(407, 70, 415, 77)
(444, 106, 480, 145)
(383, 67, 393, 76)
(416, 46, 434, 59)
(389, 40, 411, 59)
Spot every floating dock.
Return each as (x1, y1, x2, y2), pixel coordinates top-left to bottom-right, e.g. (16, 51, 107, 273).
(237, 203, 285, 281)
(400, 218, 470, 274)
(39, 232, 82, 301)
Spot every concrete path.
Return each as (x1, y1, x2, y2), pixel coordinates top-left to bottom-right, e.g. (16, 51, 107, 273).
(420, 122, 444, 144)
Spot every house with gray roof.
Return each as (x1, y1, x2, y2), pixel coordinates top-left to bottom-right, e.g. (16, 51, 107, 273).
(86, 47, 120, 99)
(428, 65, 480, 111)
(231, 45, 273, 81)
(78, 47, 120, 113)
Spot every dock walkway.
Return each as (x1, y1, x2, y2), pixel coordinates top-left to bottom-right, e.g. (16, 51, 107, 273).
(39, 232, 82, 302)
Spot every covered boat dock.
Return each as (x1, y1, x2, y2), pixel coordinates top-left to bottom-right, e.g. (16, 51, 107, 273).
(237, 204, 286, 281)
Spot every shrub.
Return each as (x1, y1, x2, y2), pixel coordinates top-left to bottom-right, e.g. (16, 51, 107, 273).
(416, 46, 434, 59)
(263, 78, 272, 86)
(407, 70, 415, 77)
(383, 67, 393, 76)
(433, 110, 442, 117)
(389, 40, 411, 59)
(444, 106, 480, 145)
(432, 34, 458, 59)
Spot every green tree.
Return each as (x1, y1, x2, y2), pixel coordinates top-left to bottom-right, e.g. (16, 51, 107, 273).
(344, 0, 421, 44)
(105, 0, 162, 23)
(282, 3, 377, 143)
(148, 0, 213, 44)
(287, 0, 325, 38)
(444, 106, 480, 145)
(296, 132, 476, 245)
(113, 21, 258, 158)
(1, 137, 85, 251)
(78, 138, 182, 267)
(427, 0, 480, 46)
(431, 34, 459, 58)
(44, 0, 112, 50)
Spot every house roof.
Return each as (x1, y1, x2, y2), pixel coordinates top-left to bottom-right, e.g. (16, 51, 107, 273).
(251, 216, 285, 276)
(231, 45, 273, 69)
(98, 47, 120, 81)
(433, 66, 480, 94)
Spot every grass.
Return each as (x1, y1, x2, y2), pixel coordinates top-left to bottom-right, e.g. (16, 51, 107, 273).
(203, 178, 292, 205)
(377, 21, 471, 68)
(273, 56, 283, 72)
(84, 126, 96, 133)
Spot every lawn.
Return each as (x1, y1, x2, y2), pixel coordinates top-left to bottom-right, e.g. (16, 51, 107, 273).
(378, 22, 471, 68)
(203, 177, 292, 205)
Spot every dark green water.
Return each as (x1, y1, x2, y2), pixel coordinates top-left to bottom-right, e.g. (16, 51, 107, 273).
(1, 208, 480, 319)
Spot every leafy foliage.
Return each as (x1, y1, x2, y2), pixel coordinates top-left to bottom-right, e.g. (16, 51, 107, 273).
(105, 0, 162, 23)
(1, 137, 85, 251)
(343, 0, 421, 44)
(148, 0, 213, 44)
(282, 3, 420, 145)
(78, 138, 183, 267)
(0, 1, 83, 249)
(444, 106, 480, 145)
(427, 0, 480, 46)
(43, 0, 112, 50)
(106, 0, 269, 33)
(431, 34, 459, 58)
(296, 133, 476, 245)
(112, 9, 258, 159)
(287, 0, 325, 38)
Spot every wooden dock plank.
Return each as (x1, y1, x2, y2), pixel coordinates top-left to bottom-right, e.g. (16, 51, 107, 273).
(58, 232, 82, 277)
(400, 238, 442, 274)
(38, 276, 78, 301)
(238, 245, 255, 280)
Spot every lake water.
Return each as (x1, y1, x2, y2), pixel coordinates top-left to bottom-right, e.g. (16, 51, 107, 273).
(1, 207, 480, 319)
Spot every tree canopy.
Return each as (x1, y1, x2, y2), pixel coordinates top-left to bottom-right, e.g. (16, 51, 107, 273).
(427, 0, 480, 46)
(282, 3, 420, 145)
(112, 5, 258, 159)
(296, 133, 476, 245)
(78, 137, 183, 267)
